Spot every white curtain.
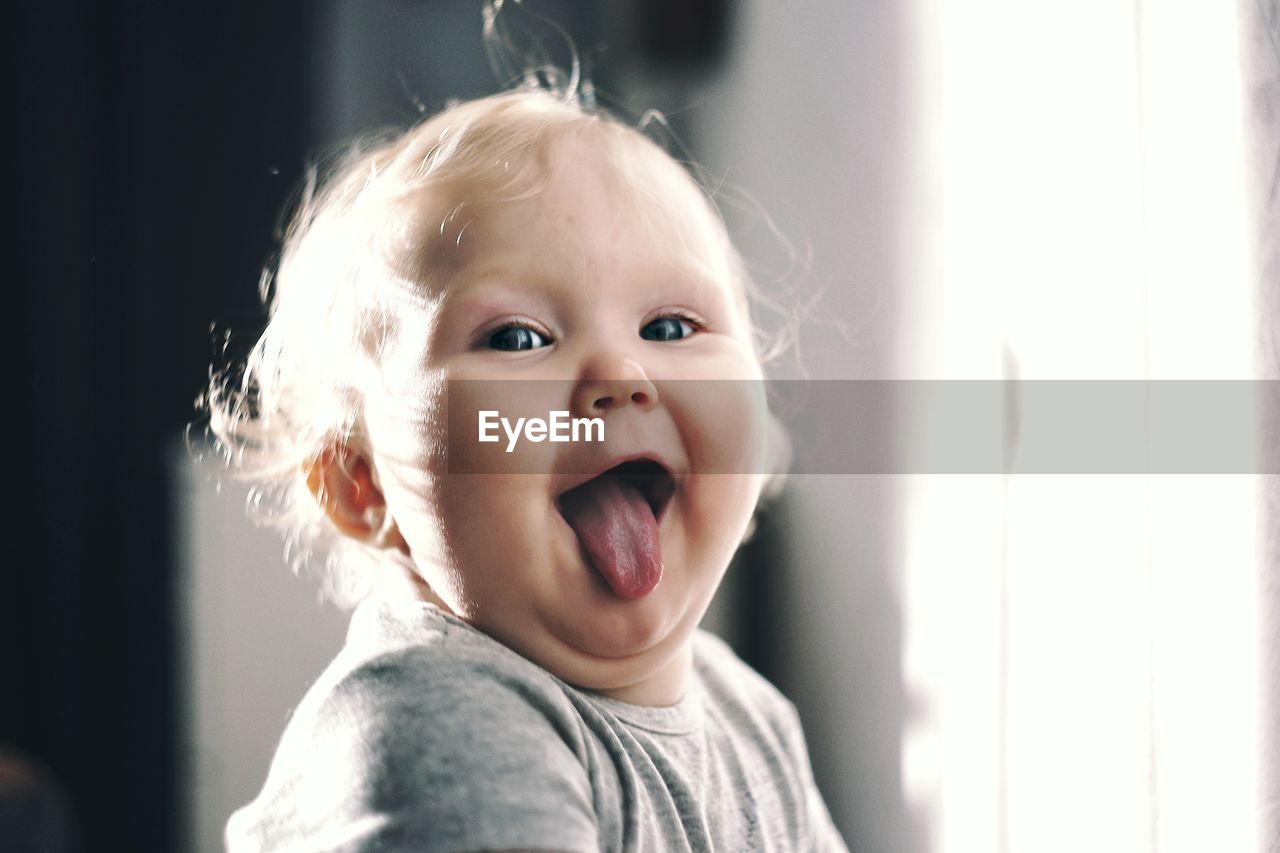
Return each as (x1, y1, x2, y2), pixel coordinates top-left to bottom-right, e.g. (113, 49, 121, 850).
(900, 1, 1267, 851)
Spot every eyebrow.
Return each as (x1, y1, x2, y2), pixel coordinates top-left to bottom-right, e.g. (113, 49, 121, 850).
(439, 256, 734, 316)
(433, 274, 554, 336)
(438, 263, 556, 305)
(448, 262, 542, 289)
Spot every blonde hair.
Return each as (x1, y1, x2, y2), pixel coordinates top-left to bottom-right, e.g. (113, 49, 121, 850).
(202, 87, 783, 606)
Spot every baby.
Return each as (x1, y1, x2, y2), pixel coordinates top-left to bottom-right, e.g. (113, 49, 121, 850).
(215, 85, 846, 851)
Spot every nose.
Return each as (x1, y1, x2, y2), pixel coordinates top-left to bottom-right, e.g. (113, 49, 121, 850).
(570, 352, 659, 418)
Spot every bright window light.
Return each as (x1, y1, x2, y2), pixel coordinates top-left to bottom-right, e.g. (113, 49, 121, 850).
(901, 1, 1258, 851)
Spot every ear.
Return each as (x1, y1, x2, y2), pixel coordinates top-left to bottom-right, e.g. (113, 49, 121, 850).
(304, 444, 405, 551)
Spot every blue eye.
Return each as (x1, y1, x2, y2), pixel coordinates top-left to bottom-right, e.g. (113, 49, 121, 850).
(488, 325, 549, 351)
(640, 316, 696, 342)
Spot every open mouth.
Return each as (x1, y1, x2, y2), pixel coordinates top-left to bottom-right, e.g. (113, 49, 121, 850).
(555, 457, 675, 599)
(558, 458, 675, 522)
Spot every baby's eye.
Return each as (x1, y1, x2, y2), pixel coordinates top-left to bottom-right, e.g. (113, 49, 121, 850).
(487, 325, 550, 351)
(640, 315, 697, 342)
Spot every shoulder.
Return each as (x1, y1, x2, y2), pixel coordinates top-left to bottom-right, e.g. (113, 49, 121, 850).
(327, 598, 585, 735)
(691, 630, 812, 764)
(691, 629, 803, 734)
(690, 631, 850, 851)
(226, 598, 598, 852)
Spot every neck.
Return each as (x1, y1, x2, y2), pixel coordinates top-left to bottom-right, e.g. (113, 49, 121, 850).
(592, 642, 693, 707)
(378, 554, 696, 708)
(375, 555, 452, 611)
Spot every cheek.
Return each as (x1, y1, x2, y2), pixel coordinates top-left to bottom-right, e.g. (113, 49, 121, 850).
(363, 369, 448, 506)
(430, 476, 530, 586)
(360, 364, 462, 589)
(377, 376, 569, 610)
(687, 473, 764, 535)
(666, 377, 770, 477)
(444, 379, 574, 475)
(425, 470, 572, 622)
(667, 380, 769, 563)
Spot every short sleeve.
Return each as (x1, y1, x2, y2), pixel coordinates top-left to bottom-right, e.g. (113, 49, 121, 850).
(691, 630, 850, 851)
(776, 699, 849, 853)
(226, 649, 600, 853)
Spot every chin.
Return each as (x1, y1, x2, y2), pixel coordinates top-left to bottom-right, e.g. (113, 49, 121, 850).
(555, 579, 703, 674)
(553, 631, 689, 697)
(584, 594, 683, 658)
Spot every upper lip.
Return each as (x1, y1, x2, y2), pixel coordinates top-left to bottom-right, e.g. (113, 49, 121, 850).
(554, 452, 679, 522)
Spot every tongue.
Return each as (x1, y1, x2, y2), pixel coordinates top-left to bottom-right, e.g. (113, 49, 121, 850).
(559, 475, 663, 599)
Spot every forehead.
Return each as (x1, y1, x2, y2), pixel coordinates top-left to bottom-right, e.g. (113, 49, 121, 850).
(387, 129, 735, 292)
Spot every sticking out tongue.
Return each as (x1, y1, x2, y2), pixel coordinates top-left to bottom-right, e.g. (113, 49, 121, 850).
(558, 474, 663, 599)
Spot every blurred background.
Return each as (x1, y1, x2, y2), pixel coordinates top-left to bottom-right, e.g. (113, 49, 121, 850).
(8, 0, 1279, 851)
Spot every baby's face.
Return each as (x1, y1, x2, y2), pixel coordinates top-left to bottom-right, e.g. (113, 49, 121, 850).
(368, 133, 768, 701)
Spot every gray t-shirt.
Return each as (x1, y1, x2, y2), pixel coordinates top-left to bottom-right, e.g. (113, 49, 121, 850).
(227, 597, 847, 852)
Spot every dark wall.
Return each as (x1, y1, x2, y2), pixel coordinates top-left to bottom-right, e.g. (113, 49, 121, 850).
(4, 2, 743, 850)
(7, 4, 309, 849)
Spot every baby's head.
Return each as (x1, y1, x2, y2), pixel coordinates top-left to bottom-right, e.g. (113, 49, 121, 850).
(209, 88, 780, 701)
